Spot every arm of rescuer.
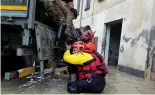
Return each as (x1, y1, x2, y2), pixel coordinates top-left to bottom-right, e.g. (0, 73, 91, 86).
(63, 50, 94, 65)
(94, 51, 108, 73)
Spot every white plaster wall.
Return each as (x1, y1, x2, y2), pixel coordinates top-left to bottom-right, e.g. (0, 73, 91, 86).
(73, 0, 154, 71)
(150, 0, 155, 26)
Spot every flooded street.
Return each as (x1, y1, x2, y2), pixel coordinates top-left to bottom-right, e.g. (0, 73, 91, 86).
(1, 66, 155, 94)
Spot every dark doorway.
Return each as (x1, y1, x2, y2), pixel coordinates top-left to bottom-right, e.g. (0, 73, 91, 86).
(1, 24, 26, 77)
(108, 21, 122, 66)
(104, 20, 123, 66)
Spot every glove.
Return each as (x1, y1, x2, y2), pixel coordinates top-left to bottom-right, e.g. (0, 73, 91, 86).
(96, 65, 107, 77)
(65, 42, 71, 49)
(70, 47, 73, 54)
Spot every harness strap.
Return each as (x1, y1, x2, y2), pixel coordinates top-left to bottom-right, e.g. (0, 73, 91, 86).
(83, 59, 96, 65)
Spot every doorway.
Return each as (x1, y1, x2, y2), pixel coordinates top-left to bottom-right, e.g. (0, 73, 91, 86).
(104, 19, 123, 66)
(1, 24, 26, 77)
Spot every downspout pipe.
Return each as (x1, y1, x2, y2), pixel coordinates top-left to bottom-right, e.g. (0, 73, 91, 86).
(80, 0, 84, 27)
(91, 0, 95, 25)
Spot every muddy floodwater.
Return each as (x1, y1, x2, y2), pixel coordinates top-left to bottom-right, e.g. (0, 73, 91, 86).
(1, 66, 155, 94)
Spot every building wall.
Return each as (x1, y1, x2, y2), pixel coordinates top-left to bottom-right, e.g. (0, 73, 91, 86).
(147, 0, 155, 80)
(73, 0, 155, 78)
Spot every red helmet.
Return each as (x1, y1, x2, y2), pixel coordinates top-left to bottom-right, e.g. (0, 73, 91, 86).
(72, 41, 85, 51)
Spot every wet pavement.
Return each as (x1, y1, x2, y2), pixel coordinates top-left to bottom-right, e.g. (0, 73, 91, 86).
(1, 66, 155, 94)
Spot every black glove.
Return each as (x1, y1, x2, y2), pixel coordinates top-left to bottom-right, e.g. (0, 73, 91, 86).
(70, 47, 74, 54)
(96, 65, 107, 77)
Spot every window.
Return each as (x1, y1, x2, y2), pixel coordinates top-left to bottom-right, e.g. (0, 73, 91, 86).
(98, 0, 105, 2)
(85, 0, 91, 11)
(77, 0, 81, 15)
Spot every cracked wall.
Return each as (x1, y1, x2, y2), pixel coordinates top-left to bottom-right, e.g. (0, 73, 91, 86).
(146, 0, 155, 80)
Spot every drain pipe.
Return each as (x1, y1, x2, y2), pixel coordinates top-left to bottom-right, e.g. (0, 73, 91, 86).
(91, 0, 95, 25)
(80, 0, 84, 27)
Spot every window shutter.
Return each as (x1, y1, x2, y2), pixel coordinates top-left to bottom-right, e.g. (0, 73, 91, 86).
(98, 0, 105, 2)
(77, 0, 81, 15)
(85, 0, 91, 10)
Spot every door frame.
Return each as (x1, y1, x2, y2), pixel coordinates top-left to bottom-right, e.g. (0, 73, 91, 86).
(103, 19, 123, 66)
(104, 25, 111, 65)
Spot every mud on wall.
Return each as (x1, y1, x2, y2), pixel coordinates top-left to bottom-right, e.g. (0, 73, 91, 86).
(73, 0, 154, 73)
(150, 27, 155, 69)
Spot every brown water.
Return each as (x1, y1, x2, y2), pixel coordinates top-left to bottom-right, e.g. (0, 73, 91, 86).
(1, 66, 155, 94)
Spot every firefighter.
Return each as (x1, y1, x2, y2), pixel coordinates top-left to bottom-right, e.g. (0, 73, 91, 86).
(63, 41, 108, 93)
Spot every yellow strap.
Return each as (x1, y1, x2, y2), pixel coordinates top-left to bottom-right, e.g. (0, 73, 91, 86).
(0, 5, 27, 11)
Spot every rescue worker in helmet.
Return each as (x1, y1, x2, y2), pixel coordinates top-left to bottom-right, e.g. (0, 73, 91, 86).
(63, 41, 108, 93)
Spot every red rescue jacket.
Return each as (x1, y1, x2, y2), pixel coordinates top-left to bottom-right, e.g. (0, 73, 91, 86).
(78, 50, 108, 80)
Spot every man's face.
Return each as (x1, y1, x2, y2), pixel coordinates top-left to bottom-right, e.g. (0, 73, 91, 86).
(82, 31, 90, 41)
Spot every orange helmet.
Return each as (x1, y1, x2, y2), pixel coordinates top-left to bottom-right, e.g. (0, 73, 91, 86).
(72, 41, 85, 51)
(85, 42, 95, 51)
